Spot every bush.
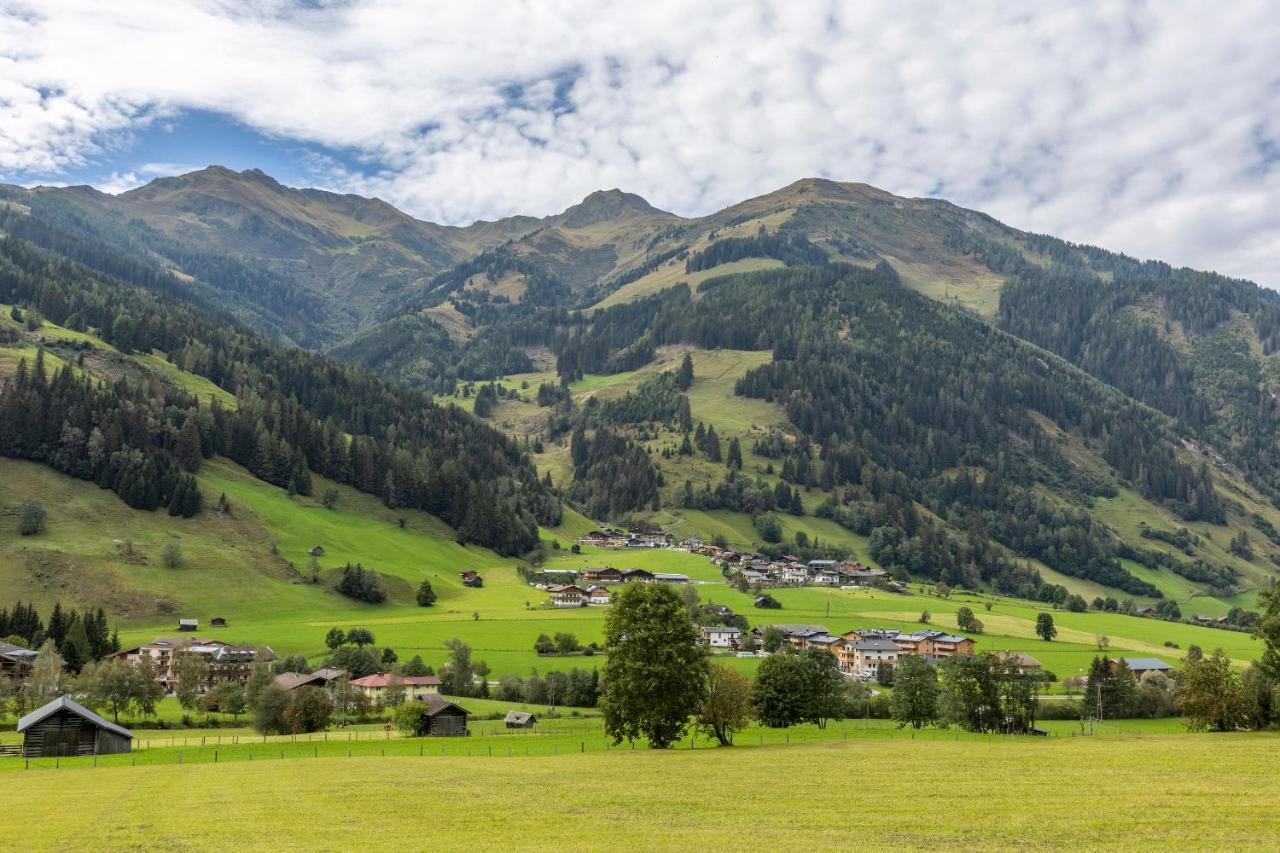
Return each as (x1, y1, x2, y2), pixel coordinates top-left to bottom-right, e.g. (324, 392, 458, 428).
(18, 500, 46, 536)
(162, 542, 183, 569)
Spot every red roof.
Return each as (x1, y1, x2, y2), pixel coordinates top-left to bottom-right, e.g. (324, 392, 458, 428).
(349, 672, 441, 688)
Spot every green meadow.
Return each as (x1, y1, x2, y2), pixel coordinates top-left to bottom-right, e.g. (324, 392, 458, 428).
(4, 733, 1278, 851)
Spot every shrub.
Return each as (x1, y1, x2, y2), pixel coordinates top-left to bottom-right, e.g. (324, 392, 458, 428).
(18, 500, 47, 536)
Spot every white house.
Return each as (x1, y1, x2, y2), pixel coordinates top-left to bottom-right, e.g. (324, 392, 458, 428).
(699, 626, 743, 649)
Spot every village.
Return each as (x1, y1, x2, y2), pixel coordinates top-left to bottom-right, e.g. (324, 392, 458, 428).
(530, 529, 906, 609)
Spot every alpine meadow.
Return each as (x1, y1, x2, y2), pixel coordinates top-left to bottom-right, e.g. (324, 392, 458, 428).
(3, 3, 1280, 851)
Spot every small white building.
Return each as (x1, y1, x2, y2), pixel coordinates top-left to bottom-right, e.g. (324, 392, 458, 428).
(586, 585, 611, 606)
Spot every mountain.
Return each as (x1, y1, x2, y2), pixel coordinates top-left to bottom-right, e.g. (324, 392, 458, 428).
(4, 166, 1280, 620)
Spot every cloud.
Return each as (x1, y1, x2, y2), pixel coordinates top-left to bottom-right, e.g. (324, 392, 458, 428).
(1, 1, 1279, 285)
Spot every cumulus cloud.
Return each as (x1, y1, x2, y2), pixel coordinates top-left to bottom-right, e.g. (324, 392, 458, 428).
(1, 1, 1278, 284)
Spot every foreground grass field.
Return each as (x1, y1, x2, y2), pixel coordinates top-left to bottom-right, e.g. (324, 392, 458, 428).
(5, 734, 1278, 850)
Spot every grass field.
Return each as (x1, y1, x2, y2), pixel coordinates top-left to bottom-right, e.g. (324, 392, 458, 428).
(4, 733, 1278, 850)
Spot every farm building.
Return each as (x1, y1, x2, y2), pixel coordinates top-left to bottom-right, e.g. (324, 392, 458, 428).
(505, 711, 537, 729)
(460, 571, 484, 588)
(17, 696, 133, 757)
(210, 617, 228, 628)
(398, 696, 469, 737)
(310, 546, 325, 557)
(177, 618, 198, 632)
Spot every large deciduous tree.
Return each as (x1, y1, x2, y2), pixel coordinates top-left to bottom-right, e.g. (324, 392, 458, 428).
(600, 582, 708, 748)
(891, 654, 939, 729)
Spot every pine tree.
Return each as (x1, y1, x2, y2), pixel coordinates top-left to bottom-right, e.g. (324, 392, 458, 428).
(174, 416, 203, 473)
(675, 353, 695, 390)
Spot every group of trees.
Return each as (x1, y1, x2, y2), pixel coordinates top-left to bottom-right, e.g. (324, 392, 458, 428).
(494, 668, 600, 709)
(335, 563, 387, 604)
(0, 601, 119, 675)
(0, 352, 202, 515)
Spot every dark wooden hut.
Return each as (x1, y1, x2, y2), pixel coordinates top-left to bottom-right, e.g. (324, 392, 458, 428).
(424, 696, 469, 736)
(18, 696, 133, 757)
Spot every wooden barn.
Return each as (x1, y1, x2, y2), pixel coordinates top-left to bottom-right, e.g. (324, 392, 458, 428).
(423, 696, 469, 736)
(17, 696, 133, 757)
(504, 711, 537, 729)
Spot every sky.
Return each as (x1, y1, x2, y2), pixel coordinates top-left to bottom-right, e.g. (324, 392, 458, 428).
(1, 1, 1278, 286)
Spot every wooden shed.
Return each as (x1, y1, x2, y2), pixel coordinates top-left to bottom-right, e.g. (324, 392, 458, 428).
(18, 696, 133, 757)
(421, 695, 470, 737)
(504, 711, 537, 729)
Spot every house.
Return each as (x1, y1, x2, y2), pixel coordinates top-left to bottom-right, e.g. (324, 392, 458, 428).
(1134, 606, 1156, 618)
(700, 626, 743, 649)
(781, 567, 810, 585)
(840, 638, 900, 679)
(460, 571, 484, 588)
(999, 652, 1043, 673)
(274, 667, 346, 692)
(505, 711, 537, 729)
(893, 630, 975, 658)
(1111, 657, 1173, 681)
(586, 585, 611, 606)
(754, 624, 829, 652)
(547, 584, 588, 607)
(807, 559, 838, 571)
(654, 573, 690, 584)
(18, 696, 133, 757)
(210, 617, 227, 628)
(621, 568, 655, 583)
(804, 634, 846, 655)
(115, 638, 277, 690)
(577, 530, 630, 549)
(350, 672, 442, 703)
(177, 618, 198, 632)
(309, 546, 325, 557)
(0, 641, 36, 681)
(813, 570, 841, 587)
(740, 570, 769, 586)
(582, 567, 623, 584)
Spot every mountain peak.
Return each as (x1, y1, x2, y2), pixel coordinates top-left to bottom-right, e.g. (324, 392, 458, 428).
(555, 188, 669, 228)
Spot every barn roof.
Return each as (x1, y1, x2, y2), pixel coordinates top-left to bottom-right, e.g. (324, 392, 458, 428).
(18, 696, 134, 740)
(421, 695, 468, 716)
(505, 711, 536, 724)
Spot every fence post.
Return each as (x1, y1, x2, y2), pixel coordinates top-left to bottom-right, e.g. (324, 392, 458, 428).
(215, 750, 218, 764)
(178, 752, 183, 765)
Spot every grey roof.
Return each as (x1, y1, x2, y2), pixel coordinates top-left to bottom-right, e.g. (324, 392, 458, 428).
(1118, 657, 1172, 671)
(18, 695, 134, 740)
(504, 711, 536, 724)
(850, 639, 900, 651)
(806, 634, 841, 645)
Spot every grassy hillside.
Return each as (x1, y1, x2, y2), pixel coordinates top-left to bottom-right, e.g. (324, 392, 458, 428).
(6, 734, 1280, 850)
